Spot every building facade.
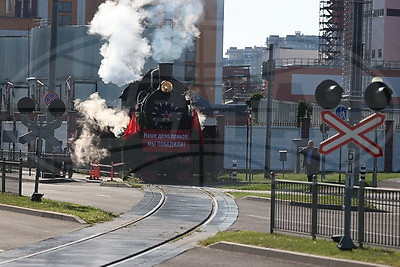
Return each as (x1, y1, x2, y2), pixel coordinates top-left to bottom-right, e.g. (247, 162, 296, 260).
(0, 0, 224, 156)
(0, 0, 224, 108)
(370, 0, 400, 64)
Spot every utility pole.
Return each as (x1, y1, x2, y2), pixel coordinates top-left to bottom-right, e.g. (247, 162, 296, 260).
(263, 44, 274, 178)
(48, 0, 59, 92)
(338, 0, 364, 251)
(46, 0, 59, 175)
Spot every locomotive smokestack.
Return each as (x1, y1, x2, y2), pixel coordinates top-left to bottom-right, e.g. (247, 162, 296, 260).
(159, 63, 173, 81)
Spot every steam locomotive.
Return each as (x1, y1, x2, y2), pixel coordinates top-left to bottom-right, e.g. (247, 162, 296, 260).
(120, 63, 203, 183)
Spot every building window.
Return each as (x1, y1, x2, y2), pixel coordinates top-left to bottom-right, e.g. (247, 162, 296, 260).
(373, 9, 384, 17)
(59, 2, 72, 13)
(378, 49, 383, 58)
(58, 15, 71, 25)
(387, 9, 400, 17)
(6, 0, 12, 13)
(15, 0, 22, 17)
(371, 50, 375, 59)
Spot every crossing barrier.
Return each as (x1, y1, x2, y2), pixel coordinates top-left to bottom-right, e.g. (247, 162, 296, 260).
(88, 161, 123, 181)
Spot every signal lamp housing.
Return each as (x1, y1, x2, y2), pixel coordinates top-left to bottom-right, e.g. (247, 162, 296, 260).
(364, 81, 392, 111)
(315, 80, 344, 109)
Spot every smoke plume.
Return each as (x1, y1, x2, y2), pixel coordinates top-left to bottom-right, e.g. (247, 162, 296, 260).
(149, 0, 204, 62)
(89, 0, 151, 86)
(71, 93, 130, 164)
(89, 0, 204, 86)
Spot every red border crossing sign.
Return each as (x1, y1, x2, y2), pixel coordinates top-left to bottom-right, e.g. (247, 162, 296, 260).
(319, 111, 385, 158)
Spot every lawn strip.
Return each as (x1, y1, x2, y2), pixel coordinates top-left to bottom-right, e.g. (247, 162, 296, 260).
(200, 231, 400, 266)
(0, 193, 114, 224)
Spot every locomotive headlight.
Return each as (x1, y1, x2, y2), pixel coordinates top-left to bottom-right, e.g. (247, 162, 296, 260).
(161, 81, 173, 93)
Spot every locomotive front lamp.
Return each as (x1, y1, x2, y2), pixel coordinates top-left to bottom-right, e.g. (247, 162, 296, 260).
(161, 81, 173, 93)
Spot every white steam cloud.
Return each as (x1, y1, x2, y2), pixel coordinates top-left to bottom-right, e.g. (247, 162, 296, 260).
(89, 0, 204, 86)
(89, 0, 152, 86)
(71, 93, 130, 164)
(149, 0, 204, 62)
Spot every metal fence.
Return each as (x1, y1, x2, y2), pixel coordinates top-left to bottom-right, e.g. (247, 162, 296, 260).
(271, 177, 400, 248)
(258, 99, 400, 129)
(0, 158, 23, 196)
(0, 150, 73, 178)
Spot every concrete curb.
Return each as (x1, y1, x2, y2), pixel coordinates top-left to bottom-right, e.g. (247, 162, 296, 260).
(100, 181, 132, 188)
(242, 196, 270, 202)
(0, 204, 86, 224)
(209, 241, 389, 267)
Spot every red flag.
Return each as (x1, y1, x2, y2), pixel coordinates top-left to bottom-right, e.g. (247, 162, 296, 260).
(191, 109, 204, 146)
(123, 114, 140, 141)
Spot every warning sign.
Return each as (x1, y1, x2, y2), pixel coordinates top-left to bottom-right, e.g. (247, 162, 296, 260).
(44, 92, 60, 106)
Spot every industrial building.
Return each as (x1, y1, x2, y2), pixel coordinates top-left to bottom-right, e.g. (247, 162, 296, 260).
(269, 0, 400, 106)
(0, 0, 224, 110)
(0, 0, 224, 162)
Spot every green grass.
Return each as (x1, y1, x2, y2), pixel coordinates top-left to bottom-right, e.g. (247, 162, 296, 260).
(200, 231, 400, 266)
(217, 171, 400, 188)
(228, 191, 375, 209)
(125, 177, 145, 188)
(0, 193, 115, 224)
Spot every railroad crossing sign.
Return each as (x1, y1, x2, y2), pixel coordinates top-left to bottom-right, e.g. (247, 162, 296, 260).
(319, 111, 385, 158)
(19, 116, 62, 147)
(44, 92, 60, 106)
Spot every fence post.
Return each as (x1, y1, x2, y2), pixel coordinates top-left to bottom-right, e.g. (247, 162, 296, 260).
(270, 171, 276, 234)
(19, 157, 23, 196)
(110, 162, 114, 181)
(311, 174, 318, 239)
(2, 158, 5, 193)
(231, 160, 237, 181)
(28, 151, 32, 176)
(52, 152, 55, 179)
(89, 161, 93, 179)
(358, 172, 366, 248)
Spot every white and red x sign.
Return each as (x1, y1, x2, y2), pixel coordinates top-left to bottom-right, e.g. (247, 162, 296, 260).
(319, 111, 385, 158)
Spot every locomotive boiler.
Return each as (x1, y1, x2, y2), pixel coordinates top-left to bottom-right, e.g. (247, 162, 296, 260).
(120, 63, 203, 183)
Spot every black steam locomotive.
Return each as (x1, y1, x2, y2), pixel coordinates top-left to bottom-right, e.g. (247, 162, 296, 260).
(120, 63, 203, 183)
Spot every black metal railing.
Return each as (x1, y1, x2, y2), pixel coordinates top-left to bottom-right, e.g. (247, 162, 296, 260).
(271, 176, 400, 248)
(0, 158, 23, 196)
(0, 150, 73, 179)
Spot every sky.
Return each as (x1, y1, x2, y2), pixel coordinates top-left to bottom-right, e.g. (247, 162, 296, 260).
(223, 0, 321, 52)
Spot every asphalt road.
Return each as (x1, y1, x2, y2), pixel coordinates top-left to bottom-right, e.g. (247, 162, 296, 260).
(0, 173, 144, 252)
(0, 209, 82, 252)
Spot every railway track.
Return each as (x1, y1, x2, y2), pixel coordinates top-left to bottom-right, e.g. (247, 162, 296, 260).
(0, 185, 236, 266)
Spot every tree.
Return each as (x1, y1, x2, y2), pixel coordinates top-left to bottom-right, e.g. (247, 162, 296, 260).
(245, 93, 264, 124)
(297, 100, 313, 127)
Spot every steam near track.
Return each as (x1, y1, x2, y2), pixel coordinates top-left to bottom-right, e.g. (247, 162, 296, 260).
(72, 93, 130, 165)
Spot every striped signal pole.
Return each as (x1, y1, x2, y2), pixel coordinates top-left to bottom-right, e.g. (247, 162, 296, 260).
(248, 108, 253, 182)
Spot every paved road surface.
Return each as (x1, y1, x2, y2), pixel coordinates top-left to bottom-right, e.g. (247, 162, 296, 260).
(0, 209, 82, 252)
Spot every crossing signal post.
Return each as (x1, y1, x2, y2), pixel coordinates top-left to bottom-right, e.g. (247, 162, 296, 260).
(364, 78, 393, 187)
(315, 78, 392, 251)
(18, 97, 65, 201)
